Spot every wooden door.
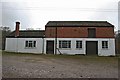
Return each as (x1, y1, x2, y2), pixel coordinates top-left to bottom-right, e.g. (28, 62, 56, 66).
(86, 41, 98, 55)
(46, 41, 54, 54)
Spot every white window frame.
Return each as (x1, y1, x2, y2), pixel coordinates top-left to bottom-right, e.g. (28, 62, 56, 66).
(59, 40, 71, 49)
(76, 41, 82, 49)
(25, 40, 36, 48)
(102, 41, 108, 49)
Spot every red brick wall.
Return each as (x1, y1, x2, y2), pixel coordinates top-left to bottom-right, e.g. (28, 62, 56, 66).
(96, 27, 114, 38)
(45, 27, 114, 38)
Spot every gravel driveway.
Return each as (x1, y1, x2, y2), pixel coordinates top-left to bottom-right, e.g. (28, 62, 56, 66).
(2, 52, 118, 78)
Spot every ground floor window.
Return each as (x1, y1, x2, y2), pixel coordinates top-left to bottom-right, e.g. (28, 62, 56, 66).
(102, 41, 108, 49)
(25, 40, 36, 48)
(76, 41, 82, 49)
(59, 40, 71, 48)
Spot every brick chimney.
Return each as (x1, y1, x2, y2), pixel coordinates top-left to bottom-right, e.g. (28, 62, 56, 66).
(15, 22, 20, 37)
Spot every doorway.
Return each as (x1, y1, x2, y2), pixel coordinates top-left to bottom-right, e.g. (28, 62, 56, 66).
(86, 41, 98, 55)
(46, 40, 54, 54)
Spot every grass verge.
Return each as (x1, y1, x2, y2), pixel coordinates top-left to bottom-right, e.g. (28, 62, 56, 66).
(2, 51, 119, 61)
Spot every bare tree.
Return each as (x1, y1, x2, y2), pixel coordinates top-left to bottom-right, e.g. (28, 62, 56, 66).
(0, 26, 11, 50)
(0, 26, 11, 31)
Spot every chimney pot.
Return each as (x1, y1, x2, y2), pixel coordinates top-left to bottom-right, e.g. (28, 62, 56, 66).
(16, 22, 20, 24)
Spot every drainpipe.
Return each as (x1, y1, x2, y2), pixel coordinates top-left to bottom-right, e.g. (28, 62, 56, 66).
(42, 36, 45, 54)
(55, 26, 57, 55)
(16, 38, 18, 53)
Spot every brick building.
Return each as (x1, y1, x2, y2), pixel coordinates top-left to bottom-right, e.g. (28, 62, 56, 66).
(45, 21, 115, 56)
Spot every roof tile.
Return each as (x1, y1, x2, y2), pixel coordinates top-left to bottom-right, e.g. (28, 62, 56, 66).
(45, 21, 114, 27)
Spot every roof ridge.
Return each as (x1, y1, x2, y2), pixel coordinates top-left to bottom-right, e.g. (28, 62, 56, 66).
(48, 21, 108, 22)
(45, 21, 114, 27)
(19, 30, 45, 31)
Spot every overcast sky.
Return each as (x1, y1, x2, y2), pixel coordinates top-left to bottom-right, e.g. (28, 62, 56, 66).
(0, 0, 119, 31)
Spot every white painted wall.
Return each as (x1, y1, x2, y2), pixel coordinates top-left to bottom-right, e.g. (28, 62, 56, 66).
(6, 38, 115, 56)
(98, 39, 115, 56)
(45, 38, 115, 56)
(5, 38, 17, 52)
(5, 38, 44, 54)
(56, 38, 85, 55)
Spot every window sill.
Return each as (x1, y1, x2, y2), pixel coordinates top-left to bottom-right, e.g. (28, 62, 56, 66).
(58, 48, 71, 50)
(25, 47, 37, 49)
(76, 48, 82, 50)
(102, 48, 109, 50)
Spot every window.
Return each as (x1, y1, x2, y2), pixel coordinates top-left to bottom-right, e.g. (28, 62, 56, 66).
(102, 41, 108, 49)
(25, 40, 36, 48)
(76, 41, 82, 49)
(59, 40, 71, 48)
(88, 28, 96, 38)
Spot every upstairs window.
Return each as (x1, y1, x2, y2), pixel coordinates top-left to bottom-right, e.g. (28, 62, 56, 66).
(102, 41, 108, 49)
(76, 41, 82, 49)
(88, 28, 96, 38)
(59, 40, 71, 48)
(25, 40, 36, 48)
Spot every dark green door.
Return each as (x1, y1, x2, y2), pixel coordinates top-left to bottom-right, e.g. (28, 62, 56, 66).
(86, 41, 98, 55)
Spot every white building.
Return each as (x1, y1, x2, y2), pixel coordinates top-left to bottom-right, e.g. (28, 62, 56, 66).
(5, 21, 116, 56)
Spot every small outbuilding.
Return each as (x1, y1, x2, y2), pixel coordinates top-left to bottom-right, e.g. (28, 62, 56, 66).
(5, 22, 45, 53)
